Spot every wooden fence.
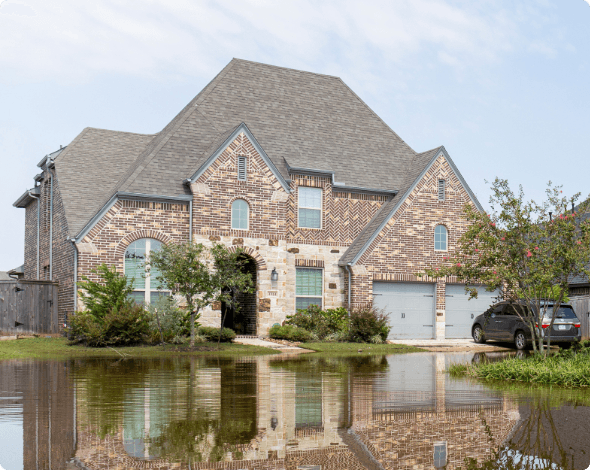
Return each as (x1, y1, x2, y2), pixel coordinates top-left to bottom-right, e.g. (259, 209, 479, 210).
(570, 296, 590, 340)
(0, 280, 59, 335)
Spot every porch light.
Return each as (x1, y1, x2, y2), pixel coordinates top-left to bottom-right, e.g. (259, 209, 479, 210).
(271, 268, 279, 282)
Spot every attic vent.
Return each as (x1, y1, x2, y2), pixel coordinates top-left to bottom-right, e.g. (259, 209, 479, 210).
(237, 156, 247, 181)
(438, 179, 445, 201)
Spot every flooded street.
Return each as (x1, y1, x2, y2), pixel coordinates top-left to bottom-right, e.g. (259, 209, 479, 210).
(1, 352, 589, 469)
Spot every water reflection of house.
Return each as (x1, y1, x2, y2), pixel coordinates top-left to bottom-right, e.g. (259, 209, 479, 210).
(72, 354, 520, 470)
(0, 360, 75, 470)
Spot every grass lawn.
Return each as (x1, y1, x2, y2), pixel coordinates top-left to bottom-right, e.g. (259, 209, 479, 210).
(300, 342, 425, 354)
(0, 337, 278, 361)
(448, 348, 590, 387)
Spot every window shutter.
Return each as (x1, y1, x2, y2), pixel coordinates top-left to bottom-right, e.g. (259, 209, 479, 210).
(438, 179, 445, 201)
(237, 156, 247, 181)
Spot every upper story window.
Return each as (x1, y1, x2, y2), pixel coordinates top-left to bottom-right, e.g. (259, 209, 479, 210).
(434, 225, 448, 251)
(298, 187, 322, 229)
(438, 179, 445, 201)
(231, 199, 249, 230)
(124, 238, 168, 304)
(237, 156, 247, 181)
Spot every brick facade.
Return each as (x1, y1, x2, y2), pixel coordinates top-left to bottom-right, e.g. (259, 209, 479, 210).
(353, 154, 475, 333)
(22, 168, 76, 327)
(20, 132, 477, 337)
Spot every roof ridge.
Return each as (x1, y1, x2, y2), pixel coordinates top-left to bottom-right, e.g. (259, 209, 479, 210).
(114, 59, 238, 194)
(81, 127, 156, 137)
(230, 58, 342, 80)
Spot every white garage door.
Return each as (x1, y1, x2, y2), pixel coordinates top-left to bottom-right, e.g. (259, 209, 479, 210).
(445, 285, 500, 339)
(373, 282, 435, 340)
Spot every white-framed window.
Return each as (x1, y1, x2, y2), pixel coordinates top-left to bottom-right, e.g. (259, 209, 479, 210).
(231, 199, 249, 230)
(438, 179, 445, 201)
(434, 225, 448, 251)
(298, 187, 322, 229)
(295, 268, 323, 310)
(124, 238, 168, 304)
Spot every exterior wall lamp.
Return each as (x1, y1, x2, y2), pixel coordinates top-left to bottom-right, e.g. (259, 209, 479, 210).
(271, 268, 279, 282)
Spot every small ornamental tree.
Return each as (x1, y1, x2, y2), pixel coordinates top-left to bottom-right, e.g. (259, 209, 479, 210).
(148, 241, 254, 347)
(420, 179, 590, 354)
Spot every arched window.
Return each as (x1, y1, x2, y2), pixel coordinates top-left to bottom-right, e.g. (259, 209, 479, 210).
(434, 225, 448, 251)
(124, 238, 167, 304)
(232, 199, 249, 230)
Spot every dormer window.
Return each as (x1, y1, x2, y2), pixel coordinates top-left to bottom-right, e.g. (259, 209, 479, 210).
(237, 156, 247, 181)
(438, 179, 445, 201)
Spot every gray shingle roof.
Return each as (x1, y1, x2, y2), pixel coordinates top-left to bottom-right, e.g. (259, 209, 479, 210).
(0, 272, 13, 281)
(340, 147, 443, 265)
(53, 59, 481, 253)
(53, 128, 154, 237)
(115, 58, 417, 198)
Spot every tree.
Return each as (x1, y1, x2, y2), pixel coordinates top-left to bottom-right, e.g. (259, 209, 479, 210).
(76, 263, 134, 319)
(421, 179, 590, 354)
(148, 241, 254, 347)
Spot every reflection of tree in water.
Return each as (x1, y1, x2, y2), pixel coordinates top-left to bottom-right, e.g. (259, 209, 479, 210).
(460, 398, 580, 470)
(143, 360, 258, 463)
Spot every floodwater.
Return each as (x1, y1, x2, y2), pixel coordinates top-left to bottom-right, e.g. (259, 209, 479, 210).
(0, 352, 589, 470)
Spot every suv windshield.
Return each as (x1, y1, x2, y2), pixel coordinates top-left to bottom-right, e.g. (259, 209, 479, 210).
(542, 306, 578, 320)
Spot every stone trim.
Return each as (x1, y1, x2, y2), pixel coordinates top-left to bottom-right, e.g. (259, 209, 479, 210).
(295, 259, 325, 268)
(227, 246, 267, 270)
(114, 230, 174, 260)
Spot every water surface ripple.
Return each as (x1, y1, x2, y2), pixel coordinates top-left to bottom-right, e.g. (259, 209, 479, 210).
(0, 351, 589, 469)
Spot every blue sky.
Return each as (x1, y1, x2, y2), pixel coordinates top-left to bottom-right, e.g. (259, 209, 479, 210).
(1, 0, 589, 270)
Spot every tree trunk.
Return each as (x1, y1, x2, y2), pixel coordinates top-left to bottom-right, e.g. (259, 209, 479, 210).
(190, 310, 196, 347)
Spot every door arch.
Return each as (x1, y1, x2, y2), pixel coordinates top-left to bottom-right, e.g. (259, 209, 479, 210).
(222, 254, 258, 335)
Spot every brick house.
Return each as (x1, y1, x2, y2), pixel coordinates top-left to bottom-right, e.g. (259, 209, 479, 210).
(13, 58, 494, 340)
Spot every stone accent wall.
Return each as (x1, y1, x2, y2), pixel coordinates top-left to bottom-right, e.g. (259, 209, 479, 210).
(195, 233, 347, 334)
(354, 154, 476, 328)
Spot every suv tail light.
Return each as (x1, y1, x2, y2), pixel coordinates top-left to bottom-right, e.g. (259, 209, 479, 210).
(574, 323, 581, 328)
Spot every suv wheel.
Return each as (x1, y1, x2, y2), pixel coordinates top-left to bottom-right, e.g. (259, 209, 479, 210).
(472, 325, 486, 344)
(515, 331, 527, 350)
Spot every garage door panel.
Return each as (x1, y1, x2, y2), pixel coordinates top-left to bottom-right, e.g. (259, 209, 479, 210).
(446, 285, 499, 339)
(373, 282, 435, 340)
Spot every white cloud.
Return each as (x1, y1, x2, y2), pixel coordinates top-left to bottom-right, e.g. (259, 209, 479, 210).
(0, 0, 525, 87)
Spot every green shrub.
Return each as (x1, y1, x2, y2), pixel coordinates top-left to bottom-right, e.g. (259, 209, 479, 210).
(145, 296, 190, 343)
(346, 305, 390, 343)
(269, 324, 313, 342)
(68, 303, 149, 347)
(199, 326, 236, 343)
(76, 264, 134, 320)
(285, 305, 349, 339)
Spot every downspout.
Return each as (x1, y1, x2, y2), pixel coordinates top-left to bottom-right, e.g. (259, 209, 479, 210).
(345, 263, 353, 314)
(189, 199, 193, 242)
(49, 170, 54, 280)
(30, 191, 41, 280)
(70, 239, 78, 320)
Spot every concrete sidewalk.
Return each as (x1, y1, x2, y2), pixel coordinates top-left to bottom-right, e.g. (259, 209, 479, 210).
(391, 339, 514, 352)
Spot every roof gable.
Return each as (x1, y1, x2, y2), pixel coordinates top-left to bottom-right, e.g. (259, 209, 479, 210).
(188, 123, 290, 192)
(340, 147, 483, 265)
